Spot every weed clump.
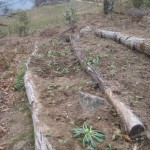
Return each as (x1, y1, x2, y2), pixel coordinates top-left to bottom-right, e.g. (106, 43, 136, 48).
(13, 68, 26, 91)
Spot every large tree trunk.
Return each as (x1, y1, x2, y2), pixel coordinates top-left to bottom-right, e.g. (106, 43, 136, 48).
(70, 35, 145, 136)
(95, 29, 150, 56)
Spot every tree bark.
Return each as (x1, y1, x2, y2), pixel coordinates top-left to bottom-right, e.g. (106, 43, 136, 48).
(95, 29, 150, 56)
(70, 36, 145, 136)
(24, 42, 53, 150)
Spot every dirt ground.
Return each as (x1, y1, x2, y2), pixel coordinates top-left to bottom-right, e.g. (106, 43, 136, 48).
(1, 3, 150, 150)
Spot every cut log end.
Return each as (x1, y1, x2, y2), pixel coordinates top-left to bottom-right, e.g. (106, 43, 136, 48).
(129, 125, 145, 136)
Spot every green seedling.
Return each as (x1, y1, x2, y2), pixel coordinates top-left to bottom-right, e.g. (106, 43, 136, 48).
(47, 50, 54, 58)
(72, 122, 105, 149)
(87, 55, 102, 65)
(44, 130, 53, 137)
(112, 128, 122, 141)
(61, 68, 69, 74)
(58, 138, 70, 144)
(132, 95, 142, 104)
(13, 68, 26, 91)
(106, 143, 117, 150)
(110, 70, 116, 77)
(36, 53, 44, 59)
(83, 47, 91, 52)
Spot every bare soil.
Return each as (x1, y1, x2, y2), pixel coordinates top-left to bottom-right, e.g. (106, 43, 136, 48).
(1, 7, 150, 150)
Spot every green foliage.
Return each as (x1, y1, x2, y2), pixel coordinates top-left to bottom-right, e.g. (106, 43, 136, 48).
(13, 68, 26, 91)
(63, 7, 79, 27)
(15, 11, 30, 36)
(132, 0, 143, 8)
(0, 30, 7, 38)
(72, 122, 105, 149)
(87, 55, 102, 65)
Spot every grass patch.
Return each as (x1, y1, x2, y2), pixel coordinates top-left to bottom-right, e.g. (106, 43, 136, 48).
(0, 1, 100, 35)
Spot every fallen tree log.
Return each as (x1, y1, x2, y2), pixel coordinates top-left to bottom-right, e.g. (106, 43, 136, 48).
(95, 29, 150, 56)
(70, 35, 145, 136)
(24, 42, 53, 150)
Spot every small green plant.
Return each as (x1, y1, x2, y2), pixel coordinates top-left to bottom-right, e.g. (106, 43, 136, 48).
(87, 55, 102, 65)
(15, 11, 30, 36)
(58, 138, 70, 144)
(13, 68, 26, 91)
(44, 130, 53, 137)
(0, 30, 7, 38)
(132, 95, 143, 104)
(47, 50, 54, 58)
(112, 128, 122, 141)
(61, 67, 69, 74)
(72, 122, 105, 149)
(63, 7, 79, 28)
(36, 53, 44, 59)
(83, 47, 91, 52)
(106, 143, 117, 150)
(132, 0, 143, 8)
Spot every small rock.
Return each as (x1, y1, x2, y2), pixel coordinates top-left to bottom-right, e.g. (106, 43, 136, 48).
(12, 140, 27, 150)
(80, 26, 92, 36)
(78, 91, 106, 114)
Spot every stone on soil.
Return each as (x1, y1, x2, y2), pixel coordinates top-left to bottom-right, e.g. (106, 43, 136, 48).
(80, 26, 92, 36)
(78, 91, 105, 114)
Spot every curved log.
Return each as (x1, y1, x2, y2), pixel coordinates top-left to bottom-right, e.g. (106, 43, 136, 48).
(95, 29, 150, 56)
(70, 36, 145, 136)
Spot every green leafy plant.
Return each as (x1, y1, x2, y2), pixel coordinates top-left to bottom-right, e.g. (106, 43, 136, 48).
(63, 7, 79, 28)
(15, 11, 30, 36)
(72, 122, 105, 149)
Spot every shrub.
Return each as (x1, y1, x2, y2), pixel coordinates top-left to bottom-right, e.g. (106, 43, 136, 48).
(63, 7, 79, 28)
(0, 30, 7, 38)
(13, 68, 26, 91)
(132, 0, 143, 8)
(15, 11, 30, 36)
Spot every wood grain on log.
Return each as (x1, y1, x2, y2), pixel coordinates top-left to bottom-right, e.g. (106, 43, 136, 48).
(24, 42, 53, 150)
(70, 36, 144, 136)
(95, 29, 150, 56)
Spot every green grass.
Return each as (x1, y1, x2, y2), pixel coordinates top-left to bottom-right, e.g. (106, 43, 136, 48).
(0, 1, 100, 35)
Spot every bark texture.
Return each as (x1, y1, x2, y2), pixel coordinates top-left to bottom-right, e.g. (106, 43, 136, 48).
(24, 42, 54, 150)
(95, 29, 150, 56)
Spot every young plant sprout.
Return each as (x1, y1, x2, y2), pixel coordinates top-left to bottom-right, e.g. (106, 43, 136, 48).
(72, 122, 105, 149)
